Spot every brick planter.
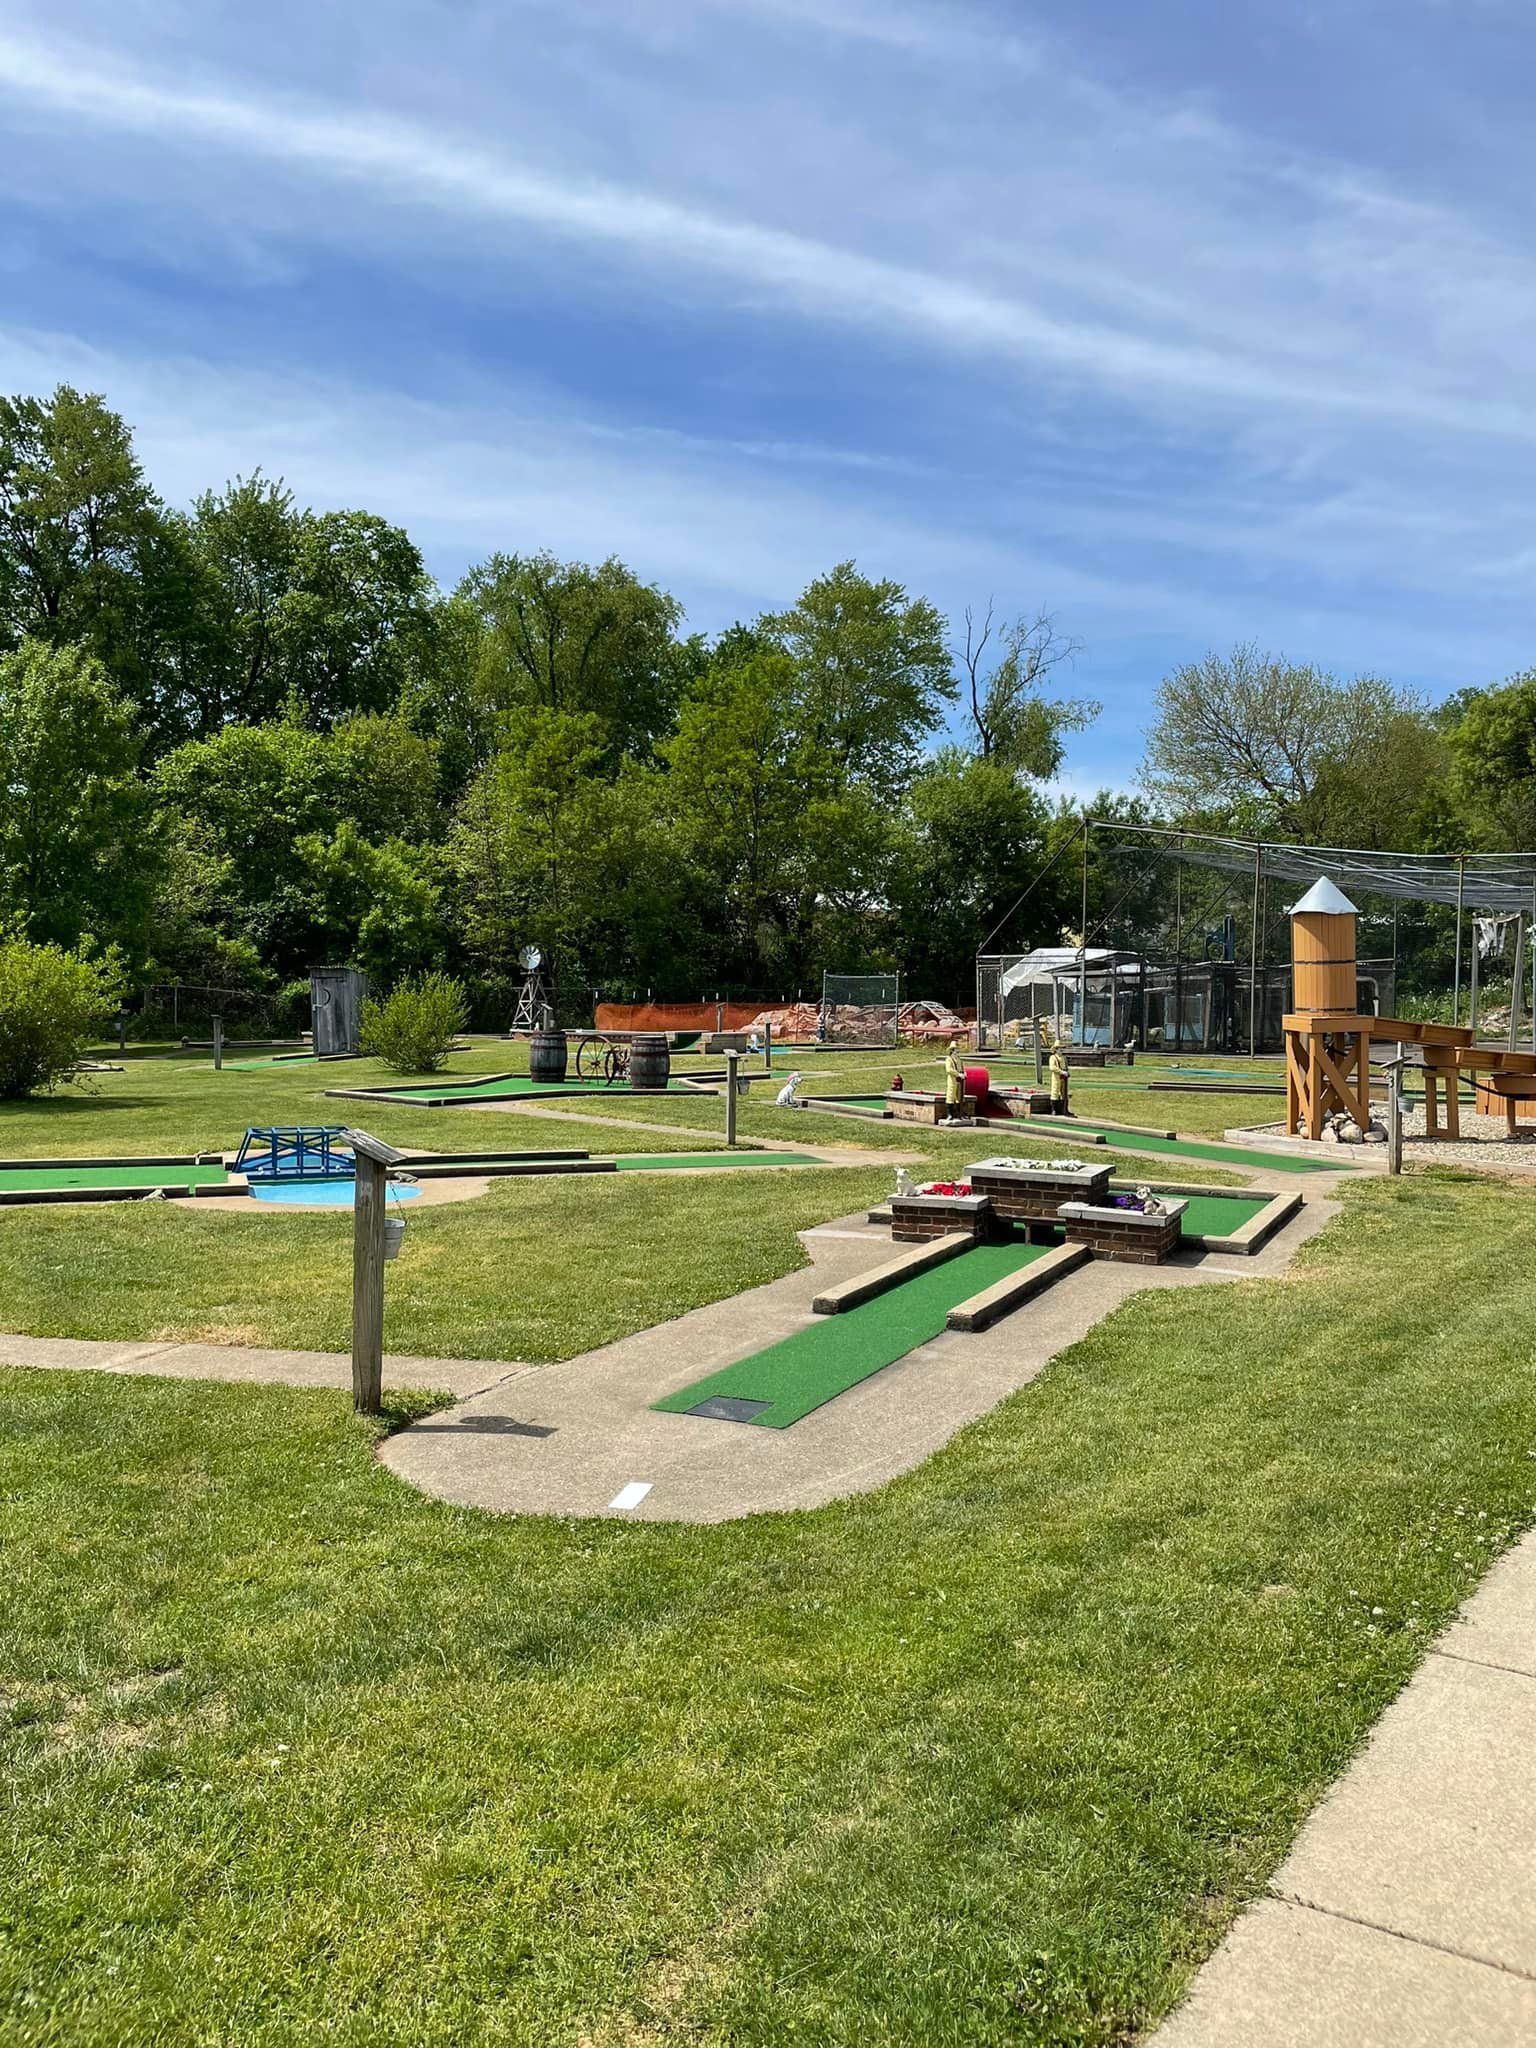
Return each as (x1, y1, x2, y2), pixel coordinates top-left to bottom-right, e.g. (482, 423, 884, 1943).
(967, 1157, 1111, 1223)
(886, 1090, 976, 1125)
(1058, 1198, 1187, 1265)
(890, 1191, 1003, 1244)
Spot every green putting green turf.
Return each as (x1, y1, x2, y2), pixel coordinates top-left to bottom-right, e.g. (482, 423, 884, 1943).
(362, 1076, 700, 1104)
(1061, 1119, 1349, 1174)
(1157, 1191, 1270, 1236)
(613, 1151, 820, 1171)
(0, 1163, 230, 1193)
(655, 1237, 1049, 1428)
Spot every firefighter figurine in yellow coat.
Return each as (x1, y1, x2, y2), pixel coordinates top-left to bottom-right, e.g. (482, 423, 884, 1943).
(944, 1039, 967, 1120)
(1048, 1038, 1071, 1116)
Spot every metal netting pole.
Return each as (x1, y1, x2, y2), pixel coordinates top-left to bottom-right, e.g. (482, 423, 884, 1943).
(1078, 820, 1090, 1049)
(1452, 858, 1465, 1025)
(1247, 840, 1262, 1056)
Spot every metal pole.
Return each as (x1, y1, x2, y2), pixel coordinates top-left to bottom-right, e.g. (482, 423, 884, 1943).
(1247, 839, 1262, 1056)
(1509, 913, 1526, 1052)
(1452, 858, 1465, 1026)
(1078, 819, 1090, 1049)
(1470, 918, 1480, 1036)
(725, 1050, 739, 1147)
(763, 1020, 773, 1072)
(212, 1015, 223, 1071)
(1174, 845, 1184, 1052)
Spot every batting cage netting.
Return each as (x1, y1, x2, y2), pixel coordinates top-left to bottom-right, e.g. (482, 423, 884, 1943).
(818, 972, 901, 1046)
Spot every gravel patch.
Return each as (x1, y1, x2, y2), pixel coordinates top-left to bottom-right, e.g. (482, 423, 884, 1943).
(1251, 1106, 1536, 1174)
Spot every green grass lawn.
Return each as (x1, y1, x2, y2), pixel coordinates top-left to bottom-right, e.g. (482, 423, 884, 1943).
(0, 1051, 1244, 1359)
(3, 1169, 1534, 2045)
(0, 1040, 711, 1163)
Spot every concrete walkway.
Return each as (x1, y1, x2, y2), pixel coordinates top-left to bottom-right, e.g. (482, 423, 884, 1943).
(1150, 1534, 1536, 2045)
(379, 1200, 1333, 1523)
(0, 1330, 515, 1398)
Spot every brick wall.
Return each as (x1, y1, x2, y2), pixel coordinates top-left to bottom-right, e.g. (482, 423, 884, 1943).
(1060, 1211, 1183, 1265)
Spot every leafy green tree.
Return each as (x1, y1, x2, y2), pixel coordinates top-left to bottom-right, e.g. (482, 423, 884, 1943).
(329, 713, 442, 844)
(183, 472, 300, 729)
(154, 722, 339, 924)
(762, 561, 954, 798)
(1448, 670, 1536, 847)
(0, 386, 153, 650)
(0, 929, 127, 1098)
(888, 754, 1055, 997)
(0, 385, 215, 749)
(395, 592, 499, 803)
(0, 639, 157, 949)
(460, 552, 685, 760)
(957, 603, 1096, 775)
(295, 822, 446, 982)
(274, 511, 435, 724)
(450, 707, 668, 1005)
(662, 650, 819, 980)
(1143, 644, 1445, 844)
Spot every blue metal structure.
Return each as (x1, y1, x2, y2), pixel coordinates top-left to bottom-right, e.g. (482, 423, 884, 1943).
(233, 1126, 355, 1180)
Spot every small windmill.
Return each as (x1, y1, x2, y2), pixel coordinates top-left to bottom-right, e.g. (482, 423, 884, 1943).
(511, 944, 550, 1033)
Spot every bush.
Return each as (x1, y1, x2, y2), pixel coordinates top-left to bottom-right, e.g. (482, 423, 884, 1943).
(358, 973, 468, 1074)
(0, 934, 128, 1099)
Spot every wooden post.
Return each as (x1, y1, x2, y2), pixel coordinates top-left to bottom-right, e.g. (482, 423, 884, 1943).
(1386, 1049, 1405, 1176)
(725, 1050, 739, 1147)
(344, 1129, 405, 1415)
(212, 1014, 223, 1071)
(763, 1020, 773, 1073)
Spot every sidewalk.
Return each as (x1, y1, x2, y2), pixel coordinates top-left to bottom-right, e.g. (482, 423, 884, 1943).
(1150, 1532, 1536, 2045)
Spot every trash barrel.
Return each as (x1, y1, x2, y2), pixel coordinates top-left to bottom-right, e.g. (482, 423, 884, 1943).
(629, 1034, 671, 1093)
(529, 1029, 568, 1084)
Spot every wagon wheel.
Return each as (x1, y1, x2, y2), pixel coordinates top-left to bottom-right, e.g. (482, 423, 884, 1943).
(603, 1040, 631, 1086)
(574, 1035, 605, 1082)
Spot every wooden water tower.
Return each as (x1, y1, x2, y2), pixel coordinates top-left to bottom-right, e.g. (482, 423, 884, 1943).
(1289, 877, 1359, 1014)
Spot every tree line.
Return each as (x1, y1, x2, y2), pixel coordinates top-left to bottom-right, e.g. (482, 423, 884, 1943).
(2, 383, 1533, 1032)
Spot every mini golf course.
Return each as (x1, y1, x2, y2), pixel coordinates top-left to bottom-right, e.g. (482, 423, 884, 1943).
(790, 1094, 1352, 1175)
(1052, 1116, 1350, 1174)
(326, 1073, 715, 1107)
(655, 1236, 1052, 1428)
(0, 1159, 232, 1202)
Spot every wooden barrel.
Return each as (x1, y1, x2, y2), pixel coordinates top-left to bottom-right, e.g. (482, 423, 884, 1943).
(1291, 914, 1358, 1012)
(529, 1029, 568, 1083)
(629, 1033, 670, 1092)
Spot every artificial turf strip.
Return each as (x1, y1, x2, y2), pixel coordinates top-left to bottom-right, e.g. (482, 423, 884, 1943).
(1060, 1119, 1351, 1175)
(1160, 1192, 1270, 1237)
(654, 1238, 1049, 1427)
(357, 1077, 698, 1104)
(612, 1151, 820, 1171)
(0, 1164, 230, 1192)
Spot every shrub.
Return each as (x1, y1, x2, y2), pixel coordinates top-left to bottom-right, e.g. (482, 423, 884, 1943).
(358, 972, 468, 1074)
(0, 934, 128, 1099)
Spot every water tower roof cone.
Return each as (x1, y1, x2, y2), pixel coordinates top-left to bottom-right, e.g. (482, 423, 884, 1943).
(1289, 877, 1358, 917)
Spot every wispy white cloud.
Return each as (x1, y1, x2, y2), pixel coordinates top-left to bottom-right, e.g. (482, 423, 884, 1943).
(1, 28, 1534, 443)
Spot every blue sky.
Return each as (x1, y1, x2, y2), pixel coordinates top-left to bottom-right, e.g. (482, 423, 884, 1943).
(0, 0, 1531, 791)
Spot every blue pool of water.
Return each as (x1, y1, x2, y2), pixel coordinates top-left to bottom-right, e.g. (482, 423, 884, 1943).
(248, 1179, 422, 1208)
